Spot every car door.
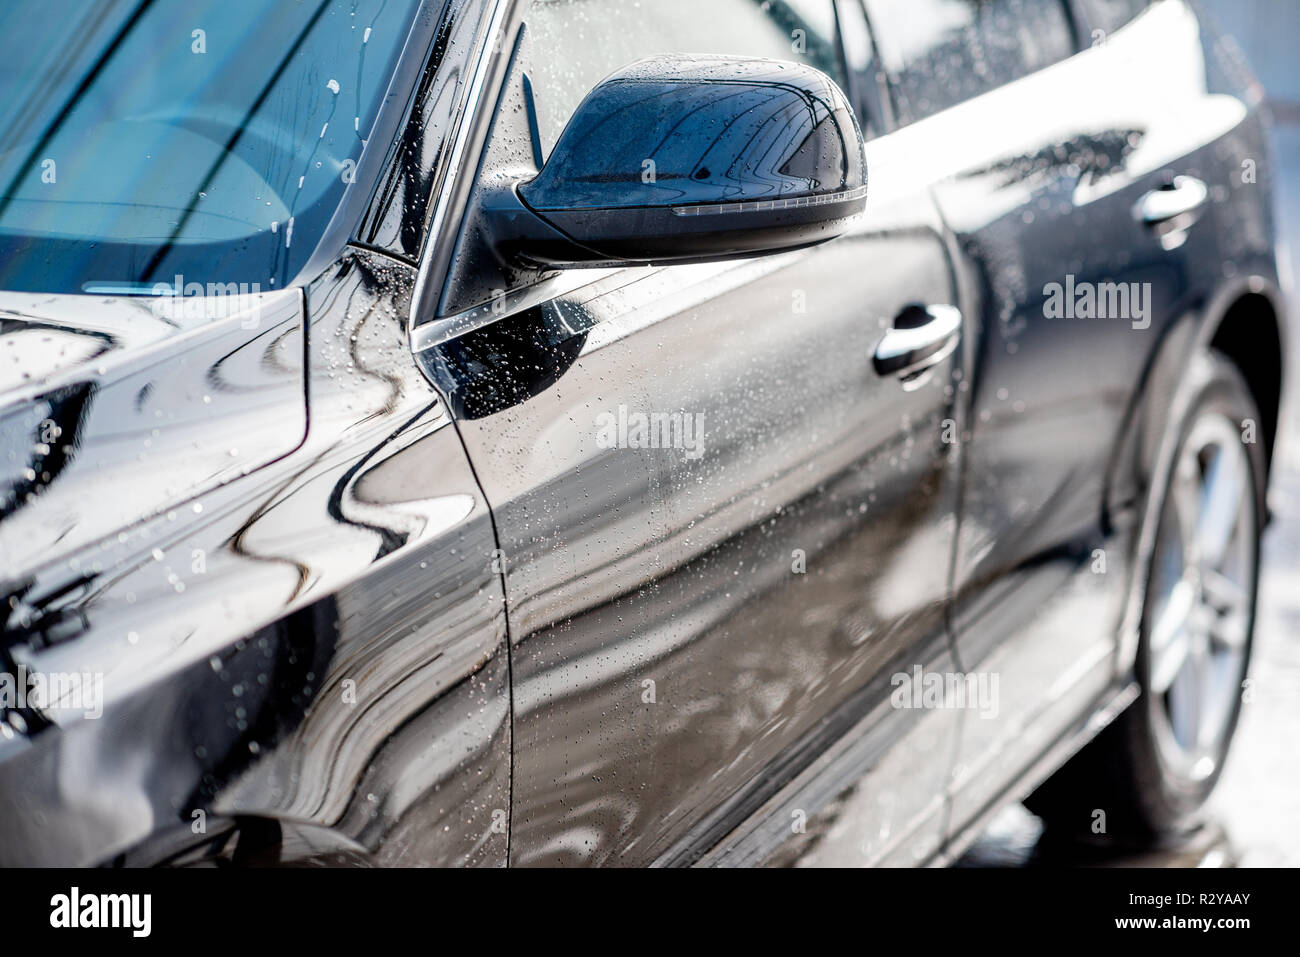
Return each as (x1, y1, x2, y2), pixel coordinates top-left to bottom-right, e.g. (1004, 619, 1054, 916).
(412, 0, 968, 866)
(860, 0, 1237, 837)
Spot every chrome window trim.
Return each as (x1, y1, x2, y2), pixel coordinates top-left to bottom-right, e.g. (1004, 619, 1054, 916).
(407, 0, 516, 345)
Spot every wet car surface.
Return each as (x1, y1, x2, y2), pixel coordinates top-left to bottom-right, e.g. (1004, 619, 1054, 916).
(965, 118, 1300, 868)
(0, 0, 1291, 870)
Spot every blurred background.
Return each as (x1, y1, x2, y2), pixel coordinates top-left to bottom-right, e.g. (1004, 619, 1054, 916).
(963, 0, 1300, 867)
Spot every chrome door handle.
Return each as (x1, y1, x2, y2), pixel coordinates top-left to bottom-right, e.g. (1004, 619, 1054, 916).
(872, 304, 961, 381)
(1135, 175, 1208, 226)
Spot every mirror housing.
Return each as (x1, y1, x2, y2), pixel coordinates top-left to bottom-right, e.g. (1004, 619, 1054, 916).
(488, 55, 867, 268)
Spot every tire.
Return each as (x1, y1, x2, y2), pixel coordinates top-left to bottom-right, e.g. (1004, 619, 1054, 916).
(1027, 349, 1263, 845)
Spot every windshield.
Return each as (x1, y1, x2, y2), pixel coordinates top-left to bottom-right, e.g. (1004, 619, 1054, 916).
(0, 0, 422, 295)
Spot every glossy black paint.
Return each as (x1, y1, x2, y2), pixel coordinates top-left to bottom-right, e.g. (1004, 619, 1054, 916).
(0, 0, 1286, 868)
(0, 245, 511, 867)
(927, 0, 1284, 840)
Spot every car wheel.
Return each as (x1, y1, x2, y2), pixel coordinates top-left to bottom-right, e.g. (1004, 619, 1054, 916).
(1027, 349, 1262, 844)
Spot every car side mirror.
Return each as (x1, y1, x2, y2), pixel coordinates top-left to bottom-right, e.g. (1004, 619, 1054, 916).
(485, 54, 867, 269)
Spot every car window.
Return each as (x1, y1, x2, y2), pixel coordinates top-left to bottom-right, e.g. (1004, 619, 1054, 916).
(0, 0, 422, 296)
(863, 0, 1075, 125)
(522, 0, 847, 160)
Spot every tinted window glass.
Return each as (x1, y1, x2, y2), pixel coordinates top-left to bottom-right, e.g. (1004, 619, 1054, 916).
(0, 0, 421, 295)
(523, 0, 846, 159)
(864, 0, 1075, 124)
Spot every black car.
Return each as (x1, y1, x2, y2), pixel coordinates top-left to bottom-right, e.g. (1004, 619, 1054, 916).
(0, 0, 1286, 867)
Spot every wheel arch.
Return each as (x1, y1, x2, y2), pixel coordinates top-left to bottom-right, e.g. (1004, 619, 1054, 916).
(1109, 273, 1288, 676)
(1204, 286, 1286, 491)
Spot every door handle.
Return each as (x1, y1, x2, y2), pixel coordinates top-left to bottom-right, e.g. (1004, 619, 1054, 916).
(872, 303, 961, 382)
(1134, 175, 1208, 226)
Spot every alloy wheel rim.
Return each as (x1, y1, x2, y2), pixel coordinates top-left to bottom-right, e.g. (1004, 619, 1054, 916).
(1147, 412, 1254, 783)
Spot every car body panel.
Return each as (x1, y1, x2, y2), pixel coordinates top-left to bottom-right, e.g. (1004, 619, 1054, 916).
(0, 249, 511, 867)
(877, 0, 1281, 835)
(0, 290, 306, 585)
(432, 235, 965, 867)
(410, 1, 970, 865)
